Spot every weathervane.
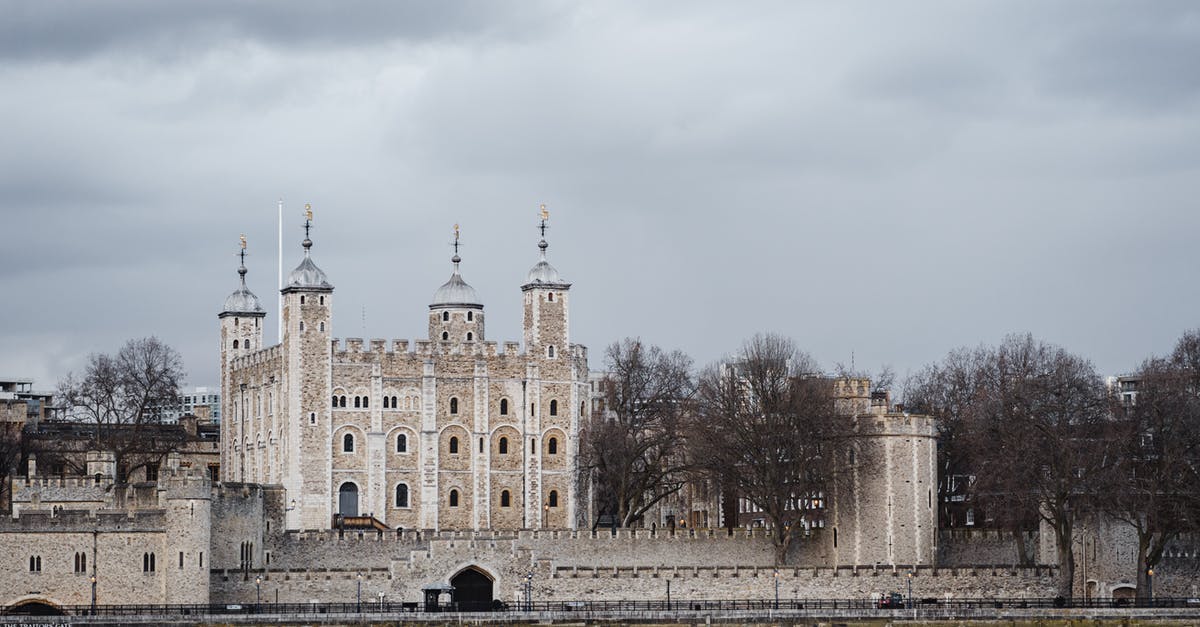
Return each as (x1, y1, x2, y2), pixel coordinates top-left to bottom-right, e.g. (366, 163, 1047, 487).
(538, 203, 550, 238)
(239, 234, 248, 266)
(304, 203, 313, 239)
(453, 223, 461, 256)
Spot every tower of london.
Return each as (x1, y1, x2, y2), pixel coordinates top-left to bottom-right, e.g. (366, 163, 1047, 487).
(219, 214, 589, 532)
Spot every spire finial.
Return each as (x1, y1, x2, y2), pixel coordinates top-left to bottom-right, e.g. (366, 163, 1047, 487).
(237, 235, 249, 282)
(452, 223, 461, 256)
(537, 204, 550, 258)
(302, 203, 313, 252)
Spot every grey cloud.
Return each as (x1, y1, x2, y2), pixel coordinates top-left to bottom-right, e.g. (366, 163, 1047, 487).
(0, 1, 561, 62)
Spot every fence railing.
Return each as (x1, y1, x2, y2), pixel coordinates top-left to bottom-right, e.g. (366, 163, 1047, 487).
(12, 597, 1200, 617)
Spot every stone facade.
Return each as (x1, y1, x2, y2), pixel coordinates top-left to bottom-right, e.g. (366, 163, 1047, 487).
(220, 224, 589, 532)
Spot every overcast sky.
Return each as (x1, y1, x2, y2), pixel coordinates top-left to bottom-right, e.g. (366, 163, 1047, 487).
(2, 1, 1198, 393)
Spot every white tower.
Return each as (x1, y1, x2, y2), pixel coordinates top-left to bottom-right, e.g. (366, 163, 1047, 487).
(218, 237, 265, 483)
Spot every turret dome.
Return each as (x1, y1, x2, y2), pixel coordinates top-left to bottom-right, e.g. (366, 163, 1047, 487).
(431, 255, 482, 309)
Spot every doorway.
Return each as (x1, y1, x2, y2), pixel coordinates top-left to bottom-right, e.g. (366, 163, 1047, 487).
(338, 482, 359, 516)
(450, 567, 494, 611)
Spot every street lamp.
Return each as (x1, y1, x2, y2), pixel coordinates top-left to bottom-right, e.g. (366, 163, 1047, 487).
(357, 573, 363, 613)
(89, 574, 97, 615)
(378, 591, 386, 612)
(524, 572, 533, 611)
(906, 571, 914, 612)
(1147, 569, 1154, 606)
(666, 578, 671, 611)
(255, 576, 262, 608)
(773, 569, 780, 609)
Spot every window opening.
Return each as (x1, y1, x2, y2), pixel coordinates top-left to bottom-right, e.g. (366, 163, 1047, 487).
(343, 433, 354, 452)
(449, 436, 459, 454)
(548, 437, 558, 455)
(395, 484, 409, 508)
(499, 437, 508, 455)
(449, 489, 459, 507)
(501, 490, 511, 507)
(549, 490, 559, 507)
(396, 433, 407, 453)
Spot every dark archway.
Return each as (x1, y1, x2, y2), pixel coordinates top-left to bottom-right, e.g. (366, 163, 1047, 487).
(6, 600, 66, 616)
(450, 567, 494, 611)
(338, 482, 359, 516)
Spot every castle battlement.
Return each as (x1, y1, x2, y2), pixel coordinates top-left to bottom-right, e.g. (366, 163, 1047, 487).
(329, 337, 532, 359)
(231, 343, 283, 369)
(1, 508, 167, 531)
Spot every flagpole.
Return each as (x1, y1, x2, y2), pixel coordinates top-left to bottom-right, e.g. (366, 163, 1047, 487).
(277, 198, 283, 344)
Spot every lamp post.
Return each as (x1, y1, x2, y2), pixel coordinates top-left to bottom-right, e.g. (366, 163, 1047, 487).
(357, 573, 363, 613)
(1147, 569, 1154, 607)
(89, 574, 97, 615)
(666, 578, 671, 611)
(773, 569, 780, 609)
(524, 572, 533, 611)
(255, 575, 262, 609)
(906, 571, 914, 613)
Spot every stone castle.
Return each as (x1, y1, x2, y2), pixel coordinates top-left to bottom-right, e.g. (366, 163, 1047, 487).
(219, 216, 587, 533)
(1, 213, 1196, 614)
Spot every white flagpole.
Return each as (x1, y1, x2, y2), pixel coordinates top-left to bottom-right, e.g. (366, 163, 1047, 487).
(278, 198, 283, 344)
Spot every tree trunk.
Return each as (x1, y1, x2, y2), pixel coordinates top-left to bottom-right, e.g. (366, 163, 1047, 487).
(1013, 528, 1031, 566)
(1055, 526, 1075, 599)
(1135, 532, 1151, 600)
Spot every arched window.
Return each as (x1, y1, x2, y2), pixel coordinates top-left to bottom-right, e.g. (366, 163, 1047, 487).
(383, 396, 390, 409)
(396, 433, 407, 453)
(395, 484, 409, 508)
(390, 395, 397, 408)
(449, 397, 458, 414)
(500, 398, 508, 415)
(580, 401, 586, 417)
(233, 339, 239, 349)
(354, 397, 361, 408)
(549, 490, 559, 507)
(309, 412, 316, 424)
(467, 311, 473, 321)
(549, 400, 558, 416)
(466, 332, 473, 341)
(548, 292, 554, 302)
(499, 437, 508, 455)
(501, 490, 511, 507)
(144, 552, 156, 572)
(319, 321, 325, 332)
(30, 555, 40, 572)
(449, 489, 459, 507)
(343, 433, 354, 452)
(340, 396, 347, 407)
(442, 331, 449, 341)
(442, 311, 449, 321)
(548, 345, 556, 358)
(300, 295, 305, 304)
(332, 395, 338, 408)
(363, 396, 369, 408)
(548, 437, 558, 455)
(449, 436, 459, 454)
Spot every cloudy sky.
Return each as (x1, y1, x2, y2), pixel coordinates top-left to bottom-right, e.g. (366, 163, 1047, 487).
(2, 1, 1198, 392)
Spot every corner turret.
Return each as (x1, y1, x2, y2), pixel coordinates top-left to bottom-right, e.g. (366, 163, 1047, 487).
(429, 225, 485, 344)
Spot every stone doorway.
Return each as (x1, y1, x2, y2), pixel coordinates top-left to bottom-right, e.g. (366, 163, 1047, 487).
(450, 567, 494, 611)
(338, 482, 359, 516)
(5, 600, 65, 616)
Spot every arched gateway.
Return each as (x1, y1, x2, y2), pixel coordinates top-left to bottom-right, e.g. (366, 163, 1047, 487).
(5, 599, 66, 616)
(450, 567, 494, 611)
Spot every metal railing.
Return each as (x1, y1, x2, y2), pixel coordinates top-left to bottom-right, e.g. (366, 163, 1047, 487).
(12, 596, 1200, 617)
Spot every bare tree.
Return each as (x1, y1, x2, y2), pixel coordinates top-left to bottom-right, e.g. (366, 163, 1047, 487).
(0, 419, 25, 511)
(1103, 330, 1200, 599)
(580, 338, 694, 529)
(905, 346, 1037, 564)
(690, 334, 844, 564)
(948, 335, 1113, 597)
(57, 337, 186, 481)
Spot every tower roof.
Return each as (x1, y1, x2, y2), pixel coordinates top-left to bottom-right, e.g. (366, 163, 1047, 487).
(221, 240, 265, 317)
(522, 207, 570, 290)
(430, 254, 482, 309)
(284, 208, 333, 291)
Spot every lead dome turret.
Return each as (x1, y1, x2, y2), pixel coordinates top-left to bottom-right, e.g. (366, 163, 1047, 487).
(430, 254, 482, 309)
